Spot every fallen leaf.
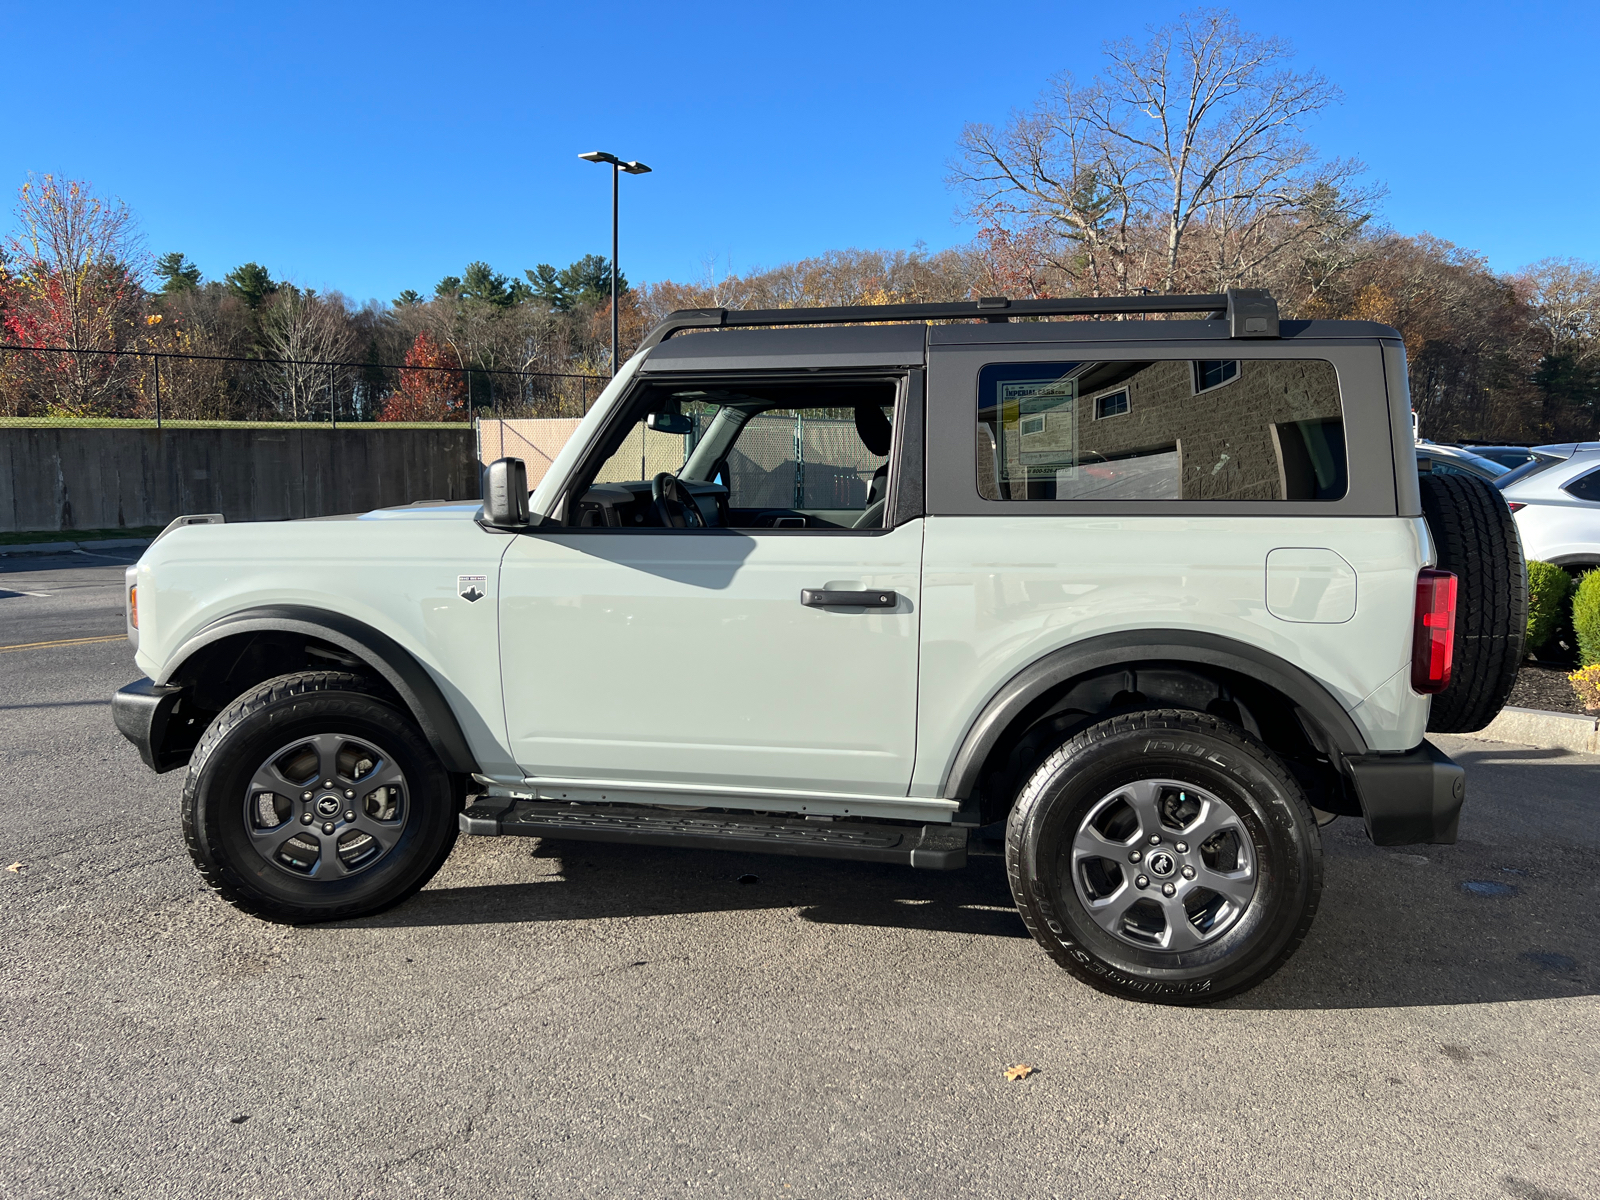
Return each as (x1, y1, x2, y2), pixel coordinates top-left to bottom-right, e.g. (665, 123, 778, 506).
(229, 1114, 250, 1124)
(1004, 1063, 1036, 1081)
(5, 863, 22, 873)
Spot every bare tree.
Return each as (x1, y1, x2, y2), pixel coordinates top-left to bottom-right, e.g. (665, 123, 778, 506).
(256, 287, 357, 420)
(1519, 258, 1600, 361)
(952, 9, 1381, 296)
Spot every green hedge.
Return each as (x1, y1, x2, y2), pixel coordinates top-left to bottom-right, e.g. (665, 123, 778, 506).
(1526, 561, 1575, 650)
(1574, 570, 1600, 667)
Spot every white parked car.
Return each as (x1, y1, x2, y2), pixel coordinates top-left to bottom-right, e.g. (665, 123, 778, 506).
(112, 289, 1527, 1004)
(1500, 448, 1600, 571)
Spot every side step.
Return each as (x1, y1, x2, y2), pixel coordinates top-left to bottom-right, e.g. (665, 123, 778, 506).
(459, 800, 968, 870)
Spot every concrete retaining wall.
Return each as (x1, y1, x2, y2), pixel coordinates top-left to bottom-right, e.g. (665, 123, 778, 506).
(0, 426, 480, 532)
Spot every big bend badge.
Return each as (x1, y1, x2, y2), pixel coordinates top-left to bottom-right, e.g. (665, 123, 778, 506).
(457, 575, 487, 603)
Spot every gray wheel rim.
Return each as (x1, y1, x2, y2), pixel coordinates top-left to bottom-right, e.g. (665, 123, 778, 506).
(242, 732, 408, 880)
(1069, 778, 1257, 952)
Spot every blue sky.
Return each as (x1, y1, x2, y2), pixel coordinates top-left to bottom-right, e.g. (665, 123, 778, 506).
(3, 1, 1595, 305)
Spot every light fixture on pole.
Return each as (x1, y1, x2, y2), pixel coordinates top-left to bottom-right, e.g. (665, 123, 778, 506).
(578, 151, 652, 377)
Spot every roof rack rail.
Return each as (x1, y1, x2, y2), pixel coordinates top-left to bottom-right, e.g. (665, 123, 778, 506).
(639, 287, 1278, 350)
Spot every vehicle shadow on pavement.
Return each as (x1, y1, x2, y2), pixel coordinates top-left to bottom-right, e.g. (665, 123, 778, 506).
(367, 841, 1034, 942)
(1232, 743, 1599, 1010)
(360, 742, 1598, 1009)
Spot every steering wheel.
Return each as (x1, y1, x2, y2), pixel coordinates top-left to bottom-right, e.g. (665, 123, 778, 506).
(650, 472, 706, 529)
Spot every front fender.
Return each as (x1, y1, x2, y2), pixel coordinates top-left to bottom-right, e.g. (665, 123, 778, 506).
(158, 605, 478, 774)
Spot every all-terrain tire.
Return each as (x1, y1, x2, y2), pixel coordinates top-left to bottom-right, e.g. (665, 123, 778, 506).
(1419, 472, 1527, 732)
(1006, 709, 1322, 1005)
(181, 671, 460, 924)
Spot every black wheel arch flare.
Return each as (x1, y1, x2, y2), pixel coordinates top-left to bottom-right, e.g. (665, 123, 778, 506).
(156, 605, 479, 775)
(942, 629, 1372, 811)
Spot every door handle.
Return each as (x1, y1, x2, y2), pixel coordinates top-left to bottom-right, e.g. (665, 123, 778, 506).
(801, 588, 898, 608)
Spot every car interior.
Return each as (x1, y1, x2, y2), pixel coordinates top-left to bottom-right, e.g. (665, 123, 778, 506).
(564, 378, 898, 530)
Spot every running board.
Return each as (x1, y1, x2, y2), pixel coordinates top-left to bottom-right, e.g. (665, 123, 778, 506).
(459, 800, 968, 870)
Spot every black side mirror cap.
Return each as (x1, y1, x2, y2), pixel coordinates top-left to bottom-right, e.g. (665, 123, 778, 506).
(482, 458, 531, 528)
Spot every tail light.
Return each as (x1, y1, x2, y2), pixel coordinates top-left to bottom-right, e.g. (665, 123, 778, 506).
(1411, 569, 1457, 694)
(129, 584, 138, 629)
(1506, 501, 1526, 513)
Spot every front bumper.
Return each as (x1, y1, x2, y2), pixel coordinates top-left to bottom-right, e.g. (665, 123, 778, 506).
(1344, 740, 1465, 845)
(112, 677, 201, 773)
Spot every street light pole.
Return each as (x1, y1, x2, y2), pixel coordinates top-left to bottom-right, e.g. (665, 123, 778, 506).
(610, 162, 618, 378)
(579, 151, 652, 377)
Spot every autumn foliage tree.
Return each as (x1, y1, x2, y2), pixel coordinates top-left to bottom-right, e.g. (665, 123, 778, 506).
(2, 174, 146, 415)
(381, 330, 466, 421)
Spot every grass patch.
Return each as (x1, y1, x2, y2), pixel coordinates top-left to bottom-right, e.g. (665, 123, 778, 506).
(0, 526, 164, 546)
(0, 417, 469, 430)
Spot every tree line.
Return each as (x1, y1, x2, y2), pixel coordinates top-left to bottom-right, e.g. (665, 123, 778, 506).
(3, 8, 1596, 438)
(0, 178, 631, 422)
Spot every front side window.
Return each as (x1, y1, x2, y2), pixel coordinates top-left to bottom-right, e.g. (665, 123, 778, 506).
(570, 377, 897, 529)
(977, 358, 1346, 502)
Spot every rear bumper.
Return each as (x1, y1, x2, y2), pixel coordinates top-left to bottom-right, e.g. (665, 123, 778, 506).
(1344, 740, 1465, 846)
(111, 677, 200, 773)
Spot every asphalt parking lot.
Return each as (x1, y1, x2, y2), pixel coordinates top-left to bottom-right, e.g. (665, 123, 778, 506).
(1, 550, 1597, 1200)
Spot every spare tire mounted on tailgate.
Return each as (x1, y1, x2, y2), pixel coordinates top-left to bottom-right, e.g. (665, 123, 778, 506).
(1418, 471, 1527, 732)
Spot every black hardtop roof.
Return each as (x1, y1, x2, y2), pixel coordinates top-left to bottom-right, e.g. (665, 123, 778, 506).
(641, 316, 1403, 374)
(638, 289, 1400, 369)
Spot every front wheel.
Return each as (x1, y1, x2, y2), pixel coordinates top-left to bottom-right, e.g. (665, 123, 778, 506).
(181, 671, 460, 924)
(1006, 709, 1322, 1004)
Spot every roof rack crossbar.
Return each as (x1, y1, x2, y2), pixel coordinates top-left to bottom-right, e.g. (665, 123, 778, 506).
(639, 288, 1278, 350)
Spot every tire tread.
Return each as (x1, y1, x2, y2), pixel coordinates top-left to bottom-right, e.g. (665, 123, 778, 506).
(1005, 708, 1323, 1005)
(180, 671, 456, 924)
(1419, 473, 1527, 733)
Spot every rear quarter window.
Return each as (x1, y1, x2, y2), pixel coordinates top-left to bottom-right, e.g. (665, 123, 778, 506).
(976, 358, 1347, 502)
(1562, 467, 1600, 503)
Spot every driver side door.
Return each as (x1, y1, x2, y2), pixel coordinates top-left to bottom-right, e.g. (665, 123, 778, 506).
(496, 370, 925, 804)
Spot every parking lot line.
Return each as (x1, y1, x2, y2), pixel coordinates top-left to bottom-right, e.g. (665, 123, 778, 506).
(0, 634, 126, 653)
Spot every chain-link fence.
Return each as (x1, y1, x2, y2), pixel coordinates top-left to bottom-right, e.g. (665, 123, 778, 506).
(722, 414, 885, 508)
(0, 344, 608, 425)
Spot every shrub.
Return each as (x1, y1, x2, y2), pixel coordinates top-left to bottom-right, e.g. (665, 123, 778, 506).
(1569, 664, 1600, 712)
(1573, 570, 1600, 667)
(1526, 560, 1575, 650)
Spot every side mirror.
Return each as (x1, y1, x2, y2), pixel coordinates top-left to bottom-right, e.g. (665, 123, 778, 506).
(646, 411, 694, 435)
(482, 458, 530, 528)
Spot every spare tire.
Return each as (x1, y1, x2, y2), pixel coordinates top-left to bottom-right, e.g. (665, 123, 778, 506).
(1419, 472, 1527, 732)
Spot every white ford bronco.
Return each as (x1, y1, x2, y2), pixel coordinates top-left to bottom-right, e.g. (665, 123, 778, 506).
(113, 291, 1525, 1003)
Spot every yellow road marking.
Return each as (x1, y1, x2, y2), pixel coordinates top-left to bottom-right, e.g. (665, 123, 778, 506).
(0, 634, 126, 653)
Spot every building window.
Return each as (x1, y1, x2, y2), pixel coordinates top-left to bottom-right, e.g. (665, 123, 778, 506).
(1095, 390, 1129, 419)
(1193, 360, 1240, 393)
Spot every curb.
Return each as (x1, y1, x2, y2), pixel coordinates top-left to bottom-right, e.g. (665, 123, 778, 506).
(0, 539, 152, 557)
(1457, 705, 1600, 755)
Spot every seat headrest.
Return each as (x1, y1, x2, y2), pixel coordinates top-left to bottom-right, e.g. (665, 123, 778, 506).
(855, 405, 893, 457)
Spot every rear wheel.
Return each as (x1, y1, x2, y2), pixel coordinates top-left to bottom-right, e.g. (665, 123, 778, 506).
(1006, 710, 1321, 1004)
(1419, 472, 1527, 731)
(181, 671, 460, 923)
